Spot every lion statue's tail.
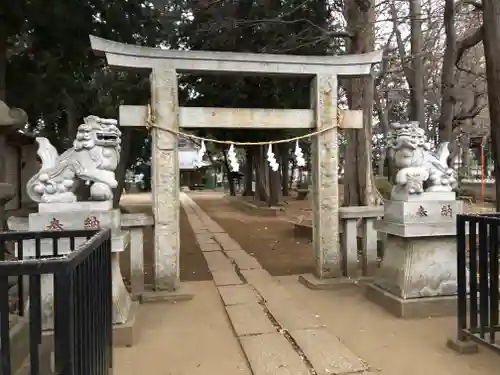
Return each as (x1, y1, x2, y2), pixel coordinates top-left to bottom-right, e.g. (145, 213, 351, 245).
(434, 141, 451, 167)
(35, 137, 59, 170)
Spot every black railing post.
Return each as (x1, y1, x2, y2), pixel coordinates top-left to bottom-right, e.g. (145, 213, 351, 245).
(488, 223, 499, 343)
(54, 266, 75, 375)
(468, 218, 478, 332)
(456, 214, 467, 341)
(0, 274, 11, 375)
(28, 274, 42, 375)
(477, 220, 489, 339)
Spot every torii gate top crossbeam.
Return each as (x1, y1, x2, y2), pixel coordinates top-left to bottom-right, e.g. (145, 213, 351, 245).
(90, 35, 382, 76)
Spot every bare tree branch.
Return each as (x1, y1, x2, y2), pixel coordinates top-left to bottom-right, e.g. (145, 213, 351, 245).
(456, 26, 484, 65)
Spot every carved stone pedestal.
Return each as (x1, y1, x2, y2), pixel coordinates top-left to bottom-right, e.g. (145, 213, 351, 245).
(366, 193, 464, 319)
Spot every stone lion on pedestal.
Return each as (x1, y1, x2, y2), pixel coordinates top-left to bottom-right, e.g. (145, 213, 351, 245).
(26, 116, 122, 203)
(387, 121, 457, 195)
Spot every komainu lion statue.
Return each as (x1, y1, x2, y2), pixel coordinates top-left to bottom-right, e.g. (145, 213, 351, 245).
(26, 116, 122, 203)
(387, 121, 457, 195)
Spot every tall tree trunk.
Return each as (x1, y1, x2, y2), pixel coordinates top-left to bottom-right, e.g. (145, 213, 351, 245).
(63, 92, 79, 149)
(280, 144, 289, 196)
(254, 146, 269, 201)
(289, 157, 296, 189)
(483, 0, 500, 210)
(222, 149, 236, 196)
(438, 0, 457, 143)
(343, 0, 380, 206)
(243, 147, 254, 196)
(113, 128, 132, 208)
(268, 167, 281, 206)
(0, 10, 5, 103)
(373, 89, 393, 180)
(268, 145, 282, 205)
(409, 0, 425, 126)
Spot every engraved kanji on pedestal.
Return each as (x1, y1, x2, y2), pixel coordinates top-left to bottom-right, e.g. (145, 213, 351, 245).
(84, 215, 101, 229)
(46, 218, 64, 231)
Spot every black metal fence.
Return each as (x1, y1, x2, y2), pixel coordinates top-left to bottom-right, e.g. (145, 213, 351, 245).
(0, 229, 113, 375)
(456, 213, 500, 353)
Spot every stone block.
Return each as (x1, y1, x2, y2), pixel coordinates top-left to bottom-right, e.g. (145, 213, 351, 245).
(218, 285, 259, 305)
(203, 251, 233, 272)
(383, 199, 463, 225)
(446, 337, 479, 354)
(113, 301, 140, 347)
(212, 271, 243, 286)
(251, 281, 290, 303)
(265, 299, 325, 330)
(365, 283, 457, 318)
(289, 328, 369, 374)
(29, 208, 121, 232)
(226, 303, 276, 336)
(375, 220, 458, 237)
(240, 269, 274, 286)
(374, 234, 457, 298)
(213, 232, 242, 251)
(225, 250, 261, 270)
(140, 288, 194, 304)
(240, 332, 310, 375)
(199, 242, 221, 252)
(196, 233, 215, 244)
(298, 273, 372, 290)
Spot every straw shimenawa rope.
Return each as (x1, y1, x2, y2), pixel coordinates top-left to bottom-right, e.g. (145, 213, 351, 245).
(144, 105, 346, 146)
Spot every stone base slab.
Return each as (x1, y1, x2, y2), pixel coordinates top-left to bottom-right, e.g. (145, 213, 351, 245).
(446, 337, 479, 354)
(365, 283, 457, 319)
(113, 301, 140, 347)
(298, 273, 373, 290)
(139, 285, 195, 304)
(375, 219, 458, 237)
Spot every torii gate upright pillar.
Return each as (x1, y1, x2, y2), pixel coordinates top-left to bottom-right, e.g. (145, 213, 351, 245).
(150, 69, 180, 291)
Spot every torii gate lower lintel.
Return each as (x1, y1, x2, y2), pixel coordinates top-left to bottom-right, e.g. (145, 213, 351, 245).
(90, 35, 383, 291)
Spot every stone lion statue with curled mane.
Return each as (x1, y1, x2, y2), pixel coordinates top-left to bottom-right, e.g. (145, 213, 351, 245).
(387, 121, 457, 196)
(26, 115, 122, 203)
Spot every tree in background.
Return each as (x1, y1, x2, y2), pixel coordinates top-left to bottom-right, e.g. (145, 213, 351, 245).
(3, 0, 172, 206)
(172, 0, 341, 204)
(482, 0, 500, 210)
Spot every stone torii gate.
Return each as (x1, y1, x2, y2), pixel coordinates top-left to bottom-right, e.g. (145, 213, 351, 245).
(90, 35, 383, 291)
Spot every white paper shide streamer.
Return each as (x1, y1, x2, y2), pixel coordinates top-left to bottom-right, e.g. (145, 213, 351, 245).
(196, 140, 206, 167)
(266, 144, 279, 172)
(227, 145, 240, 172)
(294, 140, 306, 167)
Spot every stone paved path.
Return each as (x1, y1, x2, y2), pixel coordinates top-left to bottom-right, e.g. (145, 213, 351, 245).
(180, 192, 372, 375)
